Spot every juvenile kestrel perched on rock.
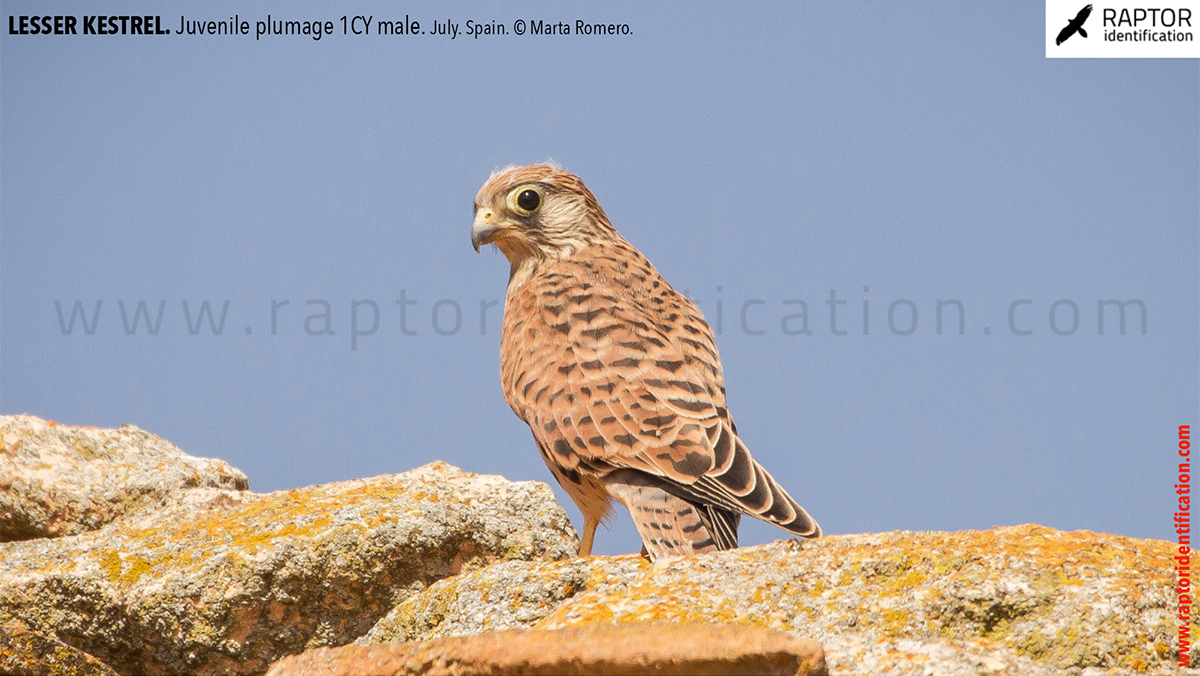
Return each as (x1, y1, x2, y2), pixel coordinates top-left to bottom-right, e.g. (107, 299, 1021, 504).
(472, 163, 821, 560)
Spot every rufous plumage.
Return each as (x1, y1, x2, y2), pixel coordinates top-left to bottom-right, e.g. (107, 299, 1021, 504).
(472, 163, 821, 560)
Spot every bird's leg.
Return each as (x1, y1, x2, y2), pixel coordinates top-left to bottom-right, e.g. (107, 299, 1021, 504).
(578, 515, 598, 557)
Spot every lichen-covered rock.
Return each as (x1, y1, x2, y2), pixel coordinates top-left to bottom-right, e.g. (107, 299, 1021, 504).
(360, 556, 647, 645)
(270, 624, 827, 676)
(361, 525, 1184, 675)
(0, 624, 119, 676)
(0, 461, 578, 676)
(0, 414, 249, 541)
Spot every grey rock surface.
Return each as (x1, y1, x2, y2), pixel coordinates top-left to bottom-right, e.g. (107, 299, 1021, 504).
(0, 457, 577, 676)
(5, 416, 1189, 676)
(0, 414, 249, 541)
(359, 526, 1187, 676)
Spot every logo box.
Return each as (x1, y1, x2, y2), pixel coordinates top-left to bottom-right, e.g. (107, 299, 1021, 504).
(1046, 0, 1200, 57)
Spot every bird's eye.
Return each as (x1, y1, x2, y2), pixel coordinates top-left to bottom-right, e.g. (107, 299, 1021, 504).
(518, 190, 540, 211)
(507, 185, 543, 216)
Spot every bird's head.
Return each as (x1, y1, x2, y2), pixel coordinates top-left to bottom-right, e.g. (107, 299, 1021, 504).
(471, 163, 616, 264)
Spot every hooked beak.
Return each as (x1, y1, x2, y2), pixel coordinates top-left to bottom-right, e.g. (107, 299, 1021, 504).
(471, 208, 501, 253)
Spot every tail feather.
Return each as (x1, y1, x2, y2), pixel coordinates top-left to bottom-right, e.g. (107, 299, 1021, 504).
(697, 504, 740, 550)
(753, 462, 822, 537)
(608, 420, 822, 558)
(700, 426, 822, 538)
(602, 469, 723, 561)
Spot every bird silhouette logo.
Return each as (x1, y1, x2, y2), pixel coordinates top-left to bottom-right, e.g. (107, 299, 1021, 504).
(1056, 4, 1093, 45)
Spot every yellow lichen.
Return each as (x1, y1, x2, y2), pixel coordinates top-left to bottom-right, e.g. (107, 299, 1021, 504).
(881, 608, 913, 636)
(97, 550, 152, 587)
(100, 550, 122, 584)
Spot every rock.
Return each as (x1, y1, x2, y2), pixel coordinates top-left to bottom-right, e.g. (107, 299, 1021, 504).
(359, 555, 647, 645)
(0, 624, 119, 676)
(0, 414, 249, 541)
(357, 525, 1183, 675)
(267, 623, 827, 676)
(4, 416, 1183, 676)
(0, 460, 578, 676)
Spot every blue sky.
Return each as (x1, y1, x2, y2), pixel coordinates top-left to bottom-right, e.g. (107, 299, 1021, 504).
(2, 2, 1196, 555)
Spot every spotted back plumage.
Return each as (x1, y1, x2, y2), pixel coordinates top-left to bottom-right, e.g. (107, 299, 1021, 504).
(473, 164, 821, 560)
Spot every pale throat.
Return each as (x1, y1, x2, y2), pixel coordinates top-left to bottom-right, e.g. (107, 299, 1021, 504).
(501, 230, 594, 288)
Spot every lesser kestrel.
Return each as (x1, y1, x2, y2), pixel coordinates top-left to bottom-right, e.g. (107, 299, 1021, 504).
(472, 163, 821, 560)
